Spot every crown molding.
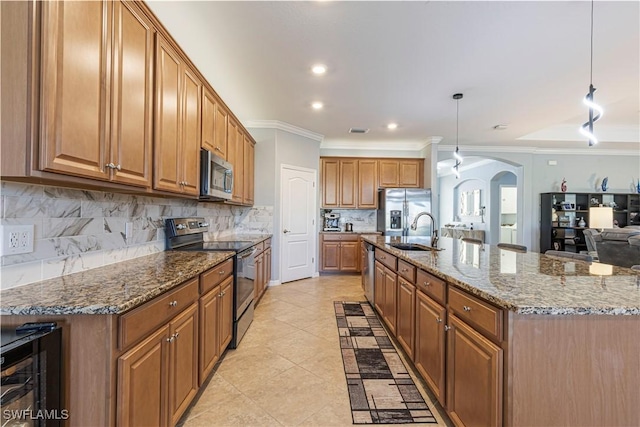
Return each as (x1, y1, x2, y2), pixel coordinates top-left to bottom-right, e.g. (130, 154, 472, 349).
(321, 137, 439, 151)
(437, 145, 640, 156)
(243, 120, 324, 142)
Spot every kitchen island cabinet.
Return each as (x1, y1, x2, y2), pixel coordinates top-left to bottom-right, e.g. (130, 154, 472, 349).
(362, 235, 639, 427)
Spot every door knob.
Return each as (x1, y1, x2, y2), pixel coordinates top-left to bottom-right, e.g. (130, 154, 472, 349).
(283, 229, 290, 233)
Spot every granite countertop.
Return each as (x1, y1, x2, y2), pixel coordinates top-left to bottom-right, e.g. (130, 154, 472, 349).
(0, 251, 235, 316)
(208, 234, 272, 243)
(320, 231, 381, 235)
(363, 235, 640, 315)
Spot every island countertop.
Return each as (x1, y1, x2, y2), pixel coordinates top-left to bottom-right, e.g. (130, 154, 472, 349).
(0, 251, 234, 316)
(363, 235, 640, 315)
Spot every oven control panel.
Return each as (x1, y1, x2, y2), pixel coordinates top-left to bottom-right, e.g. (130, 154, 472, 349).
(166, 217, 209, 237)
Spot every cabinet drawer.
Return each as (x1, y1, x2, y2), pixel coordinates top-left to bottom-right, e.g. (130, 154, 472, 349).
(375, 249, 397, 270)
(397, 259, 416, 283)
(264, 238, 272, 249)
(448, 287, 503, 342)
(253, 241, 264, 253)
(323, 234, 358, 242)
(416, 269, 446, 304)
(200, 258, 233, 294)
(119, 277, 199, 349)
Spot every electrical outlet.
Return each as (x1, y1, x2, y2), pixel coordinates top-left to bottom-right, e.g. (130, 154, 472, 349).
(1, 225, 35, 256)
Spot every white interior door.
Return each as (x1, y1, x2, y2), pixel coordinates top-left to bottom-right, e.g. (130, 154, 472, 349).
(281, 165, 316, 283)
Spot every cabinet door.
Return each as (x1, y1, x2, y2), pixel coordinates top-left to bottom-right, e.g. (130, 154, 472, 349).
(213, 103, 228, 159)
(378, 160, 399, 188)
(218, 276, 234, 352)
(110, 0, 153, 188)
(168, 303, 199, 426)
(339, 160, 358, 208)
(383, 266, 398, 335)
(40, 1, 112, 180)
(340, 242, 359, 272)
(198, 287, 220, 385)
(181, 66, 201, 196)
(358, 160, 378, 208)
(399, 160, 421, 187)
(153, 35, 182, 193)
(374, 261, 385, 315)
(117, 325, 169, 427)
(396, 277, 415, 359)
(321, 158, 340, 208)
(226, 118, 237, 191)
(232, 127, 244, 203)
(414, 291, 446, 406)
(201, 88, 216, 153)
(243, 137, 254, 205)
(446, 314, 503, 427)
(254, 252, 264, 299)
(265, 247, 272, 288)
(321, 241, 340, 271)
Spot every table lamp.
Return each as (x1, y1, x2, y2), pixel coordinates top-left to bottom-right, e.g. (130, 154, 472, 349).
(589, 206, 613, 231)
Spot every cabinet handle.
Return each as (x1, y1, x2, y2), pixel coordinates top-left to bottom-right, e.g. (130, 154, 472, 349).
(183, 181, 188, 186)
(215, 147, 221, 152)
(444, 325, 452, 332)
(106, 162, 116, 169)
(381, 256, 386, 260)
(436, 317, 442, 323)
(174, 332, 179, 340)
(169, 300, 178, 307)
(115, 164, 121, 171)
(219, 270, 225, 275)
(423, 281, 430, 286)
(401, 268, 408, 272)
(166, 335, 175, 343)
(463, 305, 472, 312)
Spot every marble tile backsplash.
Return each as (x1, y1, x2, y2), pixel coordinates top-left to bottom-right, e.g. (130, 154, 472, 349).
(0, 181, 273, 290)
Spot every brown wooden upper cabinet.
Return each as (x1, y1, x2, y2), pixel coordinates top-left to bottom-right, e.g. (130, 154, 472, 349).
(153, 34, 201, 196)
(243, 136, 255, 205)
(321, 158, 358, 208)
(379, 159, 423, 188)
(39, 0, 154, 188)
(232, 125, 245, 204)
(202, 88, 228, 159)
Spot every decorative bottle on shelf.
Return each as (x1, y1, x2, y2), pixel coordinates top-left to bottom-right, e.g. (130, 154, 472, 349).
(561, 178, 567, 193)
(578, 217, 586, 228)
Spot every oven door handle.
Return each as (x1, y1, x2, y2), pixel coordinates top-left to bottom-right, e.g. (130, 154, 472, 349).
(238, 247, 257, 259)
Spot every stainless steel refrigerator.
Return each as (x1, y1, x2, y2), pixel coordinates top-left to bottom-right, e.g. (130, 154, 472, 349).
(377, 188, 432, 236)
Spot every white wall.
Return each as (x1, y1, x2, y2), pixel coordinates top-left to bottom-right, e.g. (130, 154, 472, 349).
(248, 127, 321, 283)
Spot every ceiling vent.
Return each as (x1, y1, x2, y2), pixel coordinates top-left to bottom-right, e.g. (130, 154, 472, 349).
(349, 128, 370, 134)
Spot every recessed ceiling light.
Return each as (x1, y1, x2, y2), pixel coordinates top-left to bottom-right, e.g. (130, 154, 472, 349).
(387, 123, 398, 130)
(311, 64, 327, 75)
(312, 101, 324, 110)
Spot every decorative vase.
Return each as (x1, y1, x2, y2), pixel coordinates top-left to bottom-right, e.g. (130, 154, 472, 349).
(578, 217, 586, 228)
(601, 177, 609, 192)
(561, 178, 567, 193)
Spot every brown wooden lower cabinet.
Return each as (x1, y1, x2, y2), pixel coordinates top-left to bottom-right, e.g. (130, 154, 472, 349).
(320, 234, 359, 273)
(199, 275, 233, 385)
(446, 314, 503, 427)
(117, 325, 169, 427)
(396, 276, 415, 359)
(373, 258, 398, 336)
(253, 239, 271, 305)
(414, 290, 446, 406)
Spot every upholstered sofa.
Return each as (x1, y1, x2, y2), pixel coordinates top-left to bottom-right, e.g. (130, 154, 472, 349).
(583, 227, 640, 268)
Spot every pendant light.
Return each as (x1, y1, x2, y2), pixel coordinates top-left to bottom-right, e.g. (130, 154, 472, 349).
(579, 0, 603, 146)
(452, 93, 463, 178)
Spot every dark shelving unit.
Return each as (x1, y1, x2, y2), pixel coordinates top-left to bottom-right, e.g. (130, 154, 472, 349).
(540, 192, 640, 253)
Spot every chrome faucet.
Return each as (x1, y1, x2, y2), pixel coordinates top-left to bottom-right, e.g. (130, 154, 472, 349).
(410, 212, 438, 247)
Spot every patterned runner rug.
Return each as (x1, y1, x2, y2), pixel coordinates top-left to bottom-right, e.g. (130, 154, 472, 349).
(334, 301, 438, 424)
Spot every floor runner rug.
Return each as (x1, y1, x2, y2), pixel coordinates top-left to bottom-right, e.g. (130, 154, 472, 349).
(334, 301, 438, 424)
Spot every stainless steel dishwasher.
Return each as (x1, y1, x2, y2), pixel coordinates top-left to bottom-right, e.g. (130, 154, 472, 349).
(363, 242, 375, 304)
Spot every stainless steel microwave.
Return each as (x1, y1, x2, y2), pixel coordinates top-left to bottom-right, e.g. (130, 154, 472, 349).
(200, 149, 233, 201)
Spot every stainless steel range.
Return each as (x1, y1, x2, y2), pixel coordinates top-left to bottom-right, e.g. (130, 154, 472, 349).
(165, 218, 255, 348)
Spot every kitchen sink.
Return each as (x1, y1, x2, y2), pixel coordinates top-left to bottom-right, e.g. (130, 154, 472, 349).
(389, 243, 442, 251)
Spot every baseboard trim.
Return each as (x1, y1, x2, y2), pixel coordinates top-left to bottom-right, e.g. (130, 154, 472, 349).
(267, 279, 282, 287)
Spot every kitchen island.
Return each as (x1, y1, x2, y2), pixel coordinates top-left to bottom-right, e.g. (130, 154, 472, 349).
(362, 235, 639, 427)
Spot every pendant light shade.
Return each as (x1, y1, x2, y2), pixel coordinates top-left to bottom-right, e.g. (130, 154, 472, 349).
(452, 93, 463, 178)
(579, 0, 603, 146)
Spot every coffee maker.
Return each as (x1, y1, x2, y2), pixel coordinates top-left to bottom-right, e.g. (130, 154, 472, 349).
(323, 213, 341, 231)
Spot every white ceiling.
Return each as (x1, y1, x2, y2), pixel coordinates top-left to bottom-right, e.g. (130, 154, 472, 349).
(147, 1, 640, 152)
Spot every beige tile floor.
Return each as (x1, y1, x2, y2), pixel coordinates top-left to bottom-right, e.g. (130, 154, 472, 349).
(179, 275, 450, 427)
